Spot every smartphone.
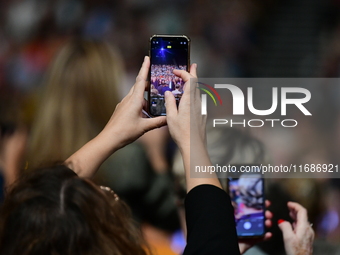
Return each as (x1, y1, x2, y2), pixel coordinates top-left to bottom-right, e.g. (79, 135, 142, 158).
(227, 172, 265, 238)
(148, 35, 190, 116)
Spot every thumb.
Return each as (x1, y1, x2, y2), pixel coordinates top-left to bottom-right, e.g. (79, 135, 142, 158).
(164, 91, 177, 119)
(278, 220, 294, 240)
(142, 117, 167, 132)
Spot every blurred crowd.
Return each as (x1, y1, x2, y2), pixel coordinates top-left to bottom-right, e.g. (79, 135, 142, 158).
(1, 0, 340, 254)
(0, 0, 275, 94)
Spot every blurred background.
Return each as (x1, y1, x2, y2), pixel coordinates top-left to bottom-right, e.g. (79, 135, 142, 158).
(1, 0, 340, 254)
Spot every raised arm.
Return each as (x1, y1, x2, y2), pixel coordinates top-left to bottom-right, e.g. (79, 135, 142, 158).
(165, 65, 240, 255)
(164, 64, 221, 192)
(64, 57, 166, 177)
(278, 202, 314, 255)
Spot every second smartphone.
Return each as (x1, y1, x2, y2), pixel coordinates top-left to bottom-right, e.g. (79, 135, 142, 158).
(148, 35, 190, 116)
(227, 172, 265, 238)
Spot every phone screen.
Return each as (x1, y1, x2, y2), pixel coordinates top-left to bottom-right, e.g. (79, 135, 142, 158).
(149, 35, 190, 116)
(227, 173, 265, 238)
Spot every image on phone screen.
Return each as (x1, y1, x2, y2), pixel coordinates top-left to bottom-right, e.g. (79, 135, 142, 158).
(149, 35, 189, 116)
(228, 173, 265, 237)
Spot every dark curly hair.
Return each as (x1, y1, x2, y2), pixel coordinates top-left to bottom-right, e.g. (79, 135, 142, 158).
(0, 165, 149, 255)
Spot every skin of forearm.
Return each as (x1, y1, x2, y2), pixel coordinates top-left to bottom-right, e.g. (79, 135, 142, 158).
(64, 129, 121, 178)
(180, 140, 222, 192)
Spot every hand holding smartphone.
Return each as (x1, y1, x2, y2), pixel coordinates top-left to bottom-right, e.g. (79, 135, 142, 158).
(227, 170, 265, 238)
(148, 35, 190, 117)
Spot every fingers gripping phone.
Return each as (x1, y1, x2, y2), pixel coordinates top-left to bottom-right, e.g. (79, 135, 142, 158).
(148, 35, 190, 117)
(227, 172, 265, 238)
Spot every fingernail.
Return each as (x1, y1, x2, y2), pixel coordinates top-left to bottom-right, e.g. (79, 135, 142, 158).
(278, 219, 285, 224)
(164, 91, 170, 97)
(144, 56, 148, 62)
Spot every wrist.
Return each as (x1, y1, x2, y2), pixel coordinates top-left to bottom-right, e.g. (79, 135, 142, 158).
(177, 137, 206, 156)
(177, 141, 190, 156)
(65, 130, 123, 178)
(99, 124, 126, 153)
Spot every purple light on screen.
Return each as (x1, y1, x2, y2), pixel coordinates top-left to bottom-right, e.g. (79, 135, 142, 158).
(320, 210, 339, 233)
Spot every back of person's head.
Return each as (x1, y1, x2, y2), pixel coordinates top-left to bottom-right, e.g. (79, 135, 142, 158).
(0, 165, 147, 255)
(27, 39, 124, 169)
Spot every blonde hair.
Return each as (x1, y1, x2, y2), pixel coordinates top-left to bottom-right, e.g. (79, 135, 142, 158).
(27, 40, 124, 169)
